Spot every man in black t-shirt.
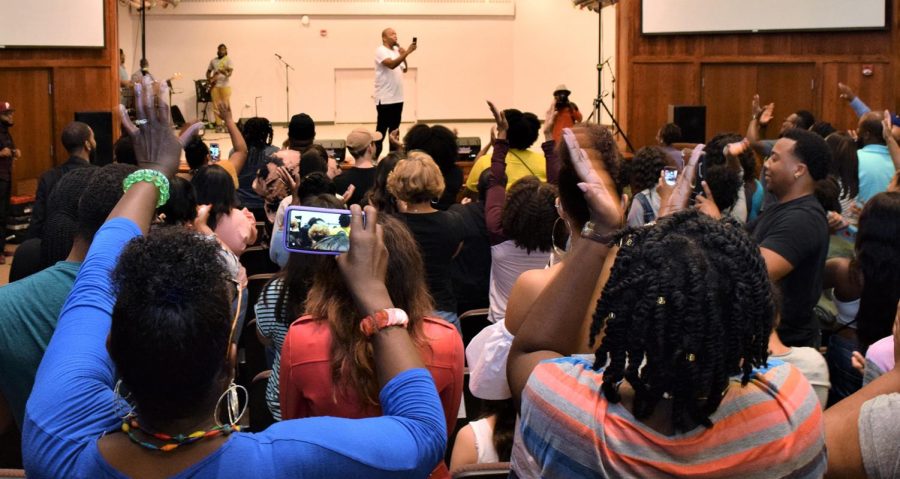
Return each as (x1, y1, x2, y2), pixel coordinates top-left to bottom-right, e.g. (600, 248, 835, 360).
(334, 128, 380, 206)
(699, 128, 829, 347)
(750, 129, 830, 347)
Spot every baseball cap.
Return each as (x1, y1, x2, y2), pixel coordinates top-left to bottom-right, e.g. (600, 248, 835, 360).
(288, 113, 315, 141)
(346, 128, 383, 151)
(0, 101, 14, 113)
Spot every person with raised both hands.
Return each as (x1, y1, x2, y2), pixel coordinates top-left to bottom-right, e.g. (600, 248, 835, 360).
(506, 129, 825, 478)
(21, 77, 447, 479)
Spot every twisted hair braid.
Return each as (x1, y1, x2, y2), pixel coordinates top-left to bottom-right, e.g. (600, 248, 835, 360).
(589, 210, 772, 432)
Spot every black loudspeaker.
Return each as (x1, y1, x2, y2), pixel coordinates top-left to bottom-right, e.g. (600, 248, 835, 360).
(667, 105, 706, 144)
(314, 139, 347, 162)
(74, 111, 113, 166)
(170, 105, 185, 127)
(456, 137, 482, 161)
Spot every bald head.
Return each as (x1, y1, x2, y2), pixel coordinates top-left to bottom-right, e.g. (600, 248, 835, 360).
(382, 28, 398, 47)
(858, 111, 886, 146)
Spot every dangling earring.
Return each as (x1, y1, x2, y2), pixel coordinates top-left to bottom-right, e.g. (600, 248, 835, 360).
(113, 379, 135, 420)
(214, 381, 248, 428)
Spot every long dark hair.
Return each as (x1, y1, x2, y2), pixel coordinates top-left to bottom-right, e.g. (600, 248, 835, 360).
(825, 132, 860, 201)
(363, 152, 403, 214)
(590, 210, 772, 433)
(476, 399, 516, 462)
(853, 192, 900, 349)
(192, 164, 238, 231)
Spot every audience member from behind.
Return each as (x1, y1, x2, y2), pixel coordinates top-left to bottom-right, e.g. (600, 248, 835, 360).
(466, 109, 546, 193)
(550, 85, 582, 143)
(364, 152, 403, 213)
(279, 214, 463, 479)
(156, 176, 197, 227)
(700, 128, 830, 348)
(113, 135, 137, 165)
(700, 133, 754, 222)
(625, 146, 667, 226)
(237, 116, 277, 214)
(403, 124, 464, 210)
(823, 191, 900, 405)
(22, 86, 447, 478)
(270, 172, 338, 268)
(179, 102, 248, 187)
(824, 300, 900, 479)
(388, 151, 464, 328)
(449, 169, 492, 314)
(449, 399, 515, 471)
(825, 132, 860, 227)
(768, 290, 831, 406)
(192, 164, 257, 258)
(335, 128, 381, 205)
(507, 134, 825, 477)
(27, 121, 97, 240)
(0, 163, 134, 434)
(656, 122, 684, 170)
(856, 111, 894, 204)
(747, 93, 816, 156)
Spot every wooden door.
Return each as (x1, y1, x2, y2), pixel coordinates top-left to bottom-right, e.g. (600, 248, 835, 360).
(628, 62, 698, 150)
(822, 62, 891, 131)
(756, 63, 817, 139)
(701, 64, 757, 139)
(0, 69, 53, 195)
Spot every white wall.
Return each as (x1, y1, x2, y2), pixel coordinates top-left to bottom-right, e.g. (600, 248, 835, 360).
(119, 2, 610, 125)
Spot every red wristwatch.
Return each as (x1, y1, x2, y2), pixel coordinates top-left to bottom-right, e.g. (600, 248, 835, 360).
(360, 308, 410, 337)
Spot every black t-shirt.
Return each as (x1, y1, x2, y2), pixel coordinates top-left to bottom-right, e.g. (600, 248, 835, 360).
(398, 210, 464, 313)
(333, 167, 376, 206)
(750, 194, 828, 347)
(449, 201, 491, 312)
(436, 166, 464, 211)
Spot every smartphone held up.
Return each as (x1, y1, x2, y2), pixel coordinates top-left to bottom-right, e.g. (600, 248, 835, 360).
(284, 206, 360, 255)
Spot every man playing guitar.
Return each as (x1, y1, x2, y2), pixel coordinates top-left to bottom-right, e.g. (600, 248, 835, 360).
(206, 44, 234, 130)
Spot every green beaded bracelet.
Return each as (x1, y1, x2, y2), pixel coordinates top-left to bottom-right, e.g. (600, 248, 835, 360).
(123, 169, 170, 208)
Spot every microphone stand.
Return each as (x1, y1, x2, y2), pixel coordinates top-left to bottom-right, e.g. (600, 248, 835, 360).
(274, 54, 295, 122)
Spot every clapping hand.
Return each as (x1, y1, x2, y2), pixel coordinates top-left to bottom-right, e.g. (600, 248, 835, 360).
(882, 110, 896, 145)
(487, 101, 509, 139)
(659, 144, 704, 217)
(838, 82, 856, 102)
(119, 77, 202, 178)
(543, 102, 559, 142)
(562, 128, 622, 232)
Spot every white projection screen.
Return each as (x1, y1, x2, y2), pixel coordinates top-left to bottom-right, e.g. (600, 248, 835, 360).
(642, 0, 887, 35)
(0, 0, 105, 48)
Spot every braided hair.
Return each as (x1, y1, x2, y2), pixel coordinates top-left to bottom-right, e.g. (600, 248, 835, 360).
(589, 210, 772, 433)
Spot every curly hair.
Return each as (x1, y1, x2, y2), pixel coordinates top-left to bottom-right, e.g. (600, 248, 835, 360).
(109, 227, 233, 423)
(557, 124, 622, 230)
(304, 214, 434, 405)
(296, 171, 336, 202)
(854, 192, 900, 349)
(504, 109, 541, 150)
(703, 165, 743, 212)
(589, 210, 773, 433)
(403, 124, 459, 170)
(501, 176, 558, 253)
(387, 151, 445, 204)
(629, 146, 667, 193)
(825, 132, 860, 200)
(705, 132, 756, 183)
(364, 152, 403, 213)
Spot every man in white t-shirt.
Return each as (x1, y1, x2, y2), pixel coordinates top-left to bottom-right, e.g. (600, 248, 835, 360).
(374, 28, 416, 158)
(207, 43, 234, 130)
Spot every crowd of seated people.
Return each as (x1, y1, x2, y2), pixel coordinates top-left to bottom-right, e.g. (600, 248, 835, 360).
(1, 70, 900, 479)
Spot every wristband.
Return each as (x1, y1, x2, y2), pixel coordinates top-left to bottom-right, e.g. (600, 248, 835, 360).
(123, 169, 170, 208)
(580, 221, 617, 244)
(360, 308, 409, 337)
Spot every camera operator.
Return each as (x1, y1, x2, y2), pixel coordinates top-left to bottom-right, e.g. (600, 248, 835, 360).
(550, 85, 582, 142)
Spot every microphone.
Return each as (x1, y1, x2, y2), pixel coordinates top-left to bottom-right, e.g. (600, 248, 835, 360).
(275, 53, 283, 59)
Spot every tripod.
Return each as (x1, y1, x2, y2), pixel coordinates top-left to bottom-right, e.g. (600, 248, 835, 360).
(275, 53, 295, 122)
(584, 3, 634, 152)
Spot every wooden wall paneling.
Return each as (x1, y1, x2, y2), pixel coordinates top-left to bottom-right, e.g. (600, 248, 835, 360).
(822, 62, 891, 131)
(755, 63, 817, 139)
(700, 64, 756, 139)
(627, 63, 698, 149)
(0, 70, 54, 196)
(52, 68, 116, 164)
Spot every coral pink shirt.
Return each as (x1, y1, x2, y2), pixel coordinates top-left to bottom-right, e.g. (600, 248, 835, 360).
(280, 315, 464, 479)
(214, 207, 257, 256)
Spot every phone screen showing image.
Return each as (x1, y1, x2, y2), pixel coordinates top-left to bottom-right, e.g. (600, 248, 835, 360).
(284, 206, 354, 255)
(663, 167, 678, 186)
(209, 143, 220, 162)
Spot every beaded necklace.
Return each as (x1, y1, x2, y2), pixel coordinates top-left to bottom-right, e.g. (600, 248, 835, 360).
(122, 417, 240, 452)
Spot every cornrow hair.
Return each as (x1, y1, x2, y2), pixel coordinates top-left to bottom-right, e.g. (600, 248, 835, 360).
(501, 176, 558, 253)
(589, 209, 773, 433)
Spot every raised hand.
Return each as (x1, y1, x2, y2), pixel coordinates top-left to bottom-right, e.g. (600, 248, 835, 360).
(543, 102, 559, 141)
(562, 128, 622, 232)
(659, 144, 704, 217)
(695, 181, 722, 220)
(336, 205, 391, 314)
(340, 184, 356, 205)
(838, 82, 856, 102)
(119, 77, 202, 178)
(486, 101, 509, 139)
(759, 102, 775, 126)
(882, 110, 895, 145)
(215, 101, 233, 124)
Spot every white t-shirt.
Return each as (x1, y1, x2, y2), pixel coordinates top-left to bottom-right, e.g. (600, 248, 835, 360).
(771, 347, 830, 406)
(374, 45, 404, 105)
(208, 56, 234, 88)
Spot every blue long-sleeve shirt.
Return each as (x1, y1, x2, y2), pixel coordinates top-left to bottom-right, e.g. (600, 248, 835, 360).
(23, 217, 446, 478)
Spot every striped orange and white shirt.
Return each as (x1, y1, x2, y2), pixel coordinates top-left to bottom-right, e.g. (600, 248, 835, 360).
(511, 357, 826, 478)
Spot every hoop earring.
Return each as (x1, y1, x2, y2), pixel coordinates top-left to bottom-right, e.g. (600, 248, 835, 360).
(113, 379, 135, 420)
(551, 216, 571, 258)
(214, 382, 248, 428)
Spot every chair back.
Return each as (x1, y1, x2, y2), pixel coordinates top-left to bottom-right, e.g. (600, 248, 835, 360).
(451, 462, 511, 478)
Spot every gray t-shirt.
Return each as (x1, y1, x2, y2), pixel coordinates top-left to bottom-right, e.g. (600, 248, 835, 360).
(771, 346, 830, 406)
(859, 393, 900, 479)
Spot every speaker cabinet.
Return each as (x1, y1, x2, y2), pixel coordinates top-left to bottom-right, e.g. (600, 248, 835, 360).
(314, 139, 347, 162)
(456, 137, 482, 161)
(667, 105, 706, 144)
(74, 111, 113, 166)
